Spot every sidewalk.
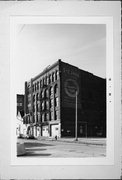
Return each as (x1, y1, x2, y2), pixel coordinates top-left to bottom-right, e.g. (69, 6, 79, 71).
(38, 136, 106, 146)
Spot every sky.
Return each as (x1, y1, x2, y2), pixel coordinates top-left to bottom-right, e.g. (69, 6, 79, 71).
(14, 24, 106, 94)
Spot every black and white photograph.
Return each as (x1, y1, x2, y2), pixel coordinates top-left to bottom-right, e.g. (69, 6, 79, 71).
(10, 16, 114, 165)
(0, 1, 121, 179)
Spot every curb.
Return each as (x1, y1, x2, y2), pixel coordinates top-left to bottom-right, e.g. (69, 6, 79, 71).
(38, 138, 106, 146)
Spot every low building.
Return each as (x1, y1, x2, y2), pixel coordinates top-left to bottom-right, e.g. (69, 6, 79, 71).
(24, 60, 106, 138)
(16, 94, 27, 137)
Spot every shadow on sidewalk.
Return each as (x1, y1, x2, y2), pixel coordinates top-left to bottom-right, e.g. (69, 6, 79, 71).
(18, 151, 51, 157)
(24, 142, 54, 148)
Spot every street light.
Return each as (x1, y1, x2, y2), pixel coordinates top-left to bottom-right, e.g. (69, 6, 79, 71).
(75, 90, 78, 141)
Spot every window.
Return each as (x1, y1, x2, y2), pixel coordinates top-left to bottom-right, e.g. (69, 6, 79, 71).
(32, 85, 34, 92)
(55, 97, 59, 107)
(49, 74, 52, 83)
(44, 76, 47, 85)
(35, 83, 36, 91)
(50, 111, 53, 121)
(36, 93, 39, 101)
(50, 99, 53, 108)
(42, 114, 45, 122)
(33, 115, 35, 123)
(33, 95, 35, 102)
(50, 87, 53, 96)
(47, 76, 49, 85)
(45, 113, 49, 121)
(46, 100, 49, 110)
(54, 84, 58, 95)
(55, 111, 58, 120)
(37, 81, 39, 90)
(52, 72, 55, 82)
(41, 90, 44, 98)
(41, 101, 45, 110)
(40, 80, 42, 88)
(46, 89, 49, 98)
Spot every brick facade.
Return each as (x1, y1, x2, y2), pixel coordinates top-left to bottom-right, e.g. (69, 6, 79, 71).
(24, 60, 106, 138)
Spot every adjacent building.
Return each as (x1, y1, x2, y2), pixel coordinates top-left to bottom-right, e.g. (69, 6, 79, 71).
(24, 60, 106, 138)
(16, 94, 27, 137)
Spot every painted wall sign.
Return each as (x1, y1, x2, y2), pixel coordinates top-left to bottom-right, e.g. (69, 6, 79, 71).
(61, 62, 81, 109)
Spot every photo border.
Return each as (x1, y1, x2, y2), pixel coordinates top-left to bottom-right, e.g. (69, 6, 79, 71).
(10, 16, 114, 166)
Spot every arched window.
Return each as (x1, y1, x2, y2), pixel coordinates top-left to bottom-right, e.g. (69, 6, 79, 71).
(55, 70, 59, 80)
(50, 86, 53, 97)
(46, 100, 49, 110)
(55, 97, 59, 107)
(41, 101, 45, 110)
(52, 72, 55, 82)
(46, 89, 49, 98)
(50, 99, 53, 108)
(49, 74, 52, 83)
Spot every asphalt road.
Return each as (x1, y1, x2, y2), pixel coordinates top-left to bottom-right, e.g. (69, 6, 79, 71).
(18, 138, 106, 158)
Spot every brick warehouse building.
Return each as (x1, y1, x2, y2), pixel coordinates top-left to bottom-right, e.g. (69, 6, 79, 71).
(24, 60, 106, 138)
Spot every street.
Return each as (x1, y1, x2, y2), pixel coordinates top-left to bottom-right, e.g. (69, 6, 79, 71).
(17, 138, 106, 158)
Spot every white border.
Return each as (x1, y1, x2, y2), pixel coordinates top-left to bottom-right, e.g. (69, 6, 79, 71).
(10, 16, 114, 166)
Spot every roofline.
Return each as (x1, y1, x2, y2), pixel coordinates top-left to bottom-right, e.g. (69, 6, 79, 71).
(32, 59, 61, 81)
(27, 59, 106, 83)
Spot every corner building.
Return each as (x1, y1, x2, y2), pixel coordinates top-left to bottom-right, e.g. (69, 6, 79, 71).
(24, 60, 106, 138)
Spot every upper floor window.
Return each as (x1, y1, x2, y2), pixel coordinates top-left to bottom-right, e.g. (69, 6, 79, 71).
(33, 95, 35, 102)
(41, 90, 45, 98)
(36, 93, 39, 101)
(40, 80, 42, 88)
(55, 70, 59, 80)
(52, 72, 55, 82)
(50, 87, 53, 96)
(41, 101, 45, 110)
(42, 113, 45, 122)
(46, 89, 49, 98)
(54, 84, 58, 95)
(46, 100, 49, 110)
(32, 85, 34, 92)
(50, 111, 53, 121)
(47, 76, 49, 85)
(50, 99, 54, 108)
(49, 74, 52, 83)
(35, 83, 37, 91)
(45, 113, 49, 121)
(55, 110, 59, 120)
(37, 81, 39, 90)
(55, 97, 59, 107)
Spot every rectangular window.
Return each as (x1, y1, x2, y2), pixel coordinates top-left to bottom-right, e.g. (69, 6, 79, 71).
(42, 114, 44, 122)
(55, 97, 59, 107)
(46, 101, 49, 110)
(55, 111, 58, 120)
(51, 99, 53, 108)
(41, 101, 45, 110)
(50, 111, 53, 121)
(46, 113, 49, 121)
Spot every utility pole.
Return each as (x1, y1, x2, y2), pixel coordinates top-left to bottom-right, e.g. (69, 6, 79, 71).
(75, 90, 78, 141)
